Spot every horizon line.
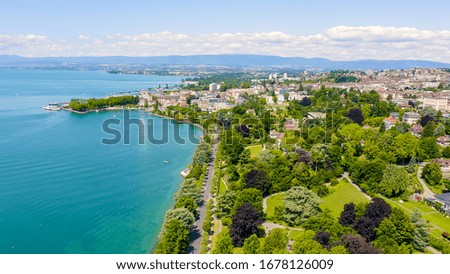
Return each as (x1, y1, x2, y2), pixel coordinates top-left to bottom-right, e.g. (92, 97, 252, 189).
(2, 54, 450, 65)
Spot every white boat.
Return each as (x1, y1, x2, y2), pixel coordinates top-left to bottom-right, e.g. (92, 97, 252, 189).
(164, 160, 169, 164)
(42, 103, 61, 111)
(180, 168, 191, 177)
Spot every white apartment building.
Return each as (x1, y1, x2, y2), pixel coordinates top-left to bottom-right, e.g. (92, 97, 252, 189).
(422, 98, 449, 112)
(402, 112, 421, 125)
(209, 83, 221, 91)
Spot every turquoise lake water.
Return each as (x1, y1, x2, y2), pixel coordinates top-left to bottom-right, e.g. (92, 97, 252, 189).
(0, 69, 200, 253)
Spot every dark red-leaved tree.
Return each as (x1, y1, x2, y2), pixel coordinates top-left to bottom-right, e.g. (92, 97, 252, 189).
(229, 203, 264, 247)
(346, 108, 364, 125)
(244, 169, 272, 196)
(342, 234, 381, 254)
(236, 124, 250, 138)
(339, 202, 356, 227)
(353, 198, 391, 241)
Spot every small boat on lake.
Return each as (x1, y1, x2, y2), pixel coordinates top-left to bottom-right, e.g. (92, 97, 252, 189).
(42, 103, 61, 111)
(164, 160, 169, 163)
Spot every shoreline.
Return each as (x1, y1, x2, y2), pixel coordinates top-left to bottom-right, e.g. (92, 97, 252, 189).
(62, 106, 141, 114)
(144, 110, 206, 253)
(63, 106, 207, 133)
(65, 106, 206, 253)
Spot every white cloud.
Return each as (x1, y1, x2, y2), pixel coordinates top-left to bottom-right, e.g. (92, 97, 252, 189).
(77, 35, 91, 40)
(1, 26, 450, 62)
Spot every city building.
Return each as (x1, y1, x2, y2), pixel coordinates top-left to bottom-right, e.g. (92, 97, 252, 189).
(403, 112, 421, 125)
(307, 112, 326, 120)
(422, 98, 448, 112)
(209, 83, 221, 91)
(383, 115, 398, 130)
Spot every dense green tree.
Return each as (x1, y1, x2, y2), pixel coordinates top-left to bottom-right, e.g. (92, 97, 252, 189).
(370, 100, 394, 117)
(212, 227, 234, 254)
(192, 142, 212, 165)
(162, 208, 195, 230)
(360, 90, 380, 104)
(261, 228, 289, 254)
(292, 162, 312, 187)
(411, 209, 429, 251)
(394, 133, 420, 163)
(388, 208, 414, 244)
(243, 234, 261, 254)
(292, 231, 328, 254)
(434, 123, 446, 136)
(174, 178, 203, 205)
(422, 162, 442, 186)
(310, 144, 332, 170)
(216, 190, 237, 218)
(186, 164, 203, 180)
(422, 121, 437, 137)
(349, 159, 386, 193)
(420, 137, 441, 159)
(69, 95, 139, 111)
(443, 179, 450, 191)
(442, 146, 450, 158)
(269, 156, 293, 192)
(372, 235, 411, 254)
(375, 213, 412, 249)
(284, 186, 321, 226)
(220, 130, 245, 164)
(378, 165, 409, 197)
(329, 245, 348, 254)
(202, 211, 213, 233)
(174, 195, 198, 216)
(234, 188, 264, 214)
(156, 219, 190, 254)
(407, 156, 417, 173)
(230, 203, 264, 247)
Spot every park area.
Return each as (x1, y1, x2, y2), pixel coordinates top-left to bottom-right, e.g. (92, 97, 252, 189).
(320, 179, 369, 218)
(265, 179, 369, 220)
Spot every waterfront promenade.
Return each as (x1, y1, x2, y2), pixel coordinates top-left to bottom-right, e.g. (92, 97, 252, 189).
(189, 140, 218, 254)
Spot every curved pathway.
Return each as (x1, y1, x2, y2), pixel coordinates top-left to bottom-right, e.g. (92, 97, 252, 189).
(262, 191, 286, 212)
(339, 172, 371, 200)
(417, 163, 436, 199)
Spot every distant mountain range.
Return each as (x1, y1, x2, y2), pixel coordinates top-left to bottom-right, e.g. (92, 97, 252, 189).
(1, 54, 449, 70)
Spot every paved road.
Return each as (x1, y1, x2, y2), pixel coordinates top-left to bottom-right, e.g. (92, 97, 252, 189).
(189, 140, 218, 254)
(417, 163, 436, 199)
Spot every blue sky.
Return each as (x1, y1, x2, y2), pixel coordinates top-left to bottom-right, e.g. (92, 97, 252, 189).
(1, 0, 450, 61)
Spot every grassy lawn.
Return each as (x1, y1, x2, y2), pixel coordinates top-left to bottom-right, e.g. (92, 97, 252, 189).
(288, 229, 304, 240)
(218, 178, 228, 195)
(210, 219, 221, 252)
(384, 198, 450, 235)
(320, 179, 369, 218)
(245, 145, 263, 158)
(427, 183, 445, 195)
(265, 192, 286, 218)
